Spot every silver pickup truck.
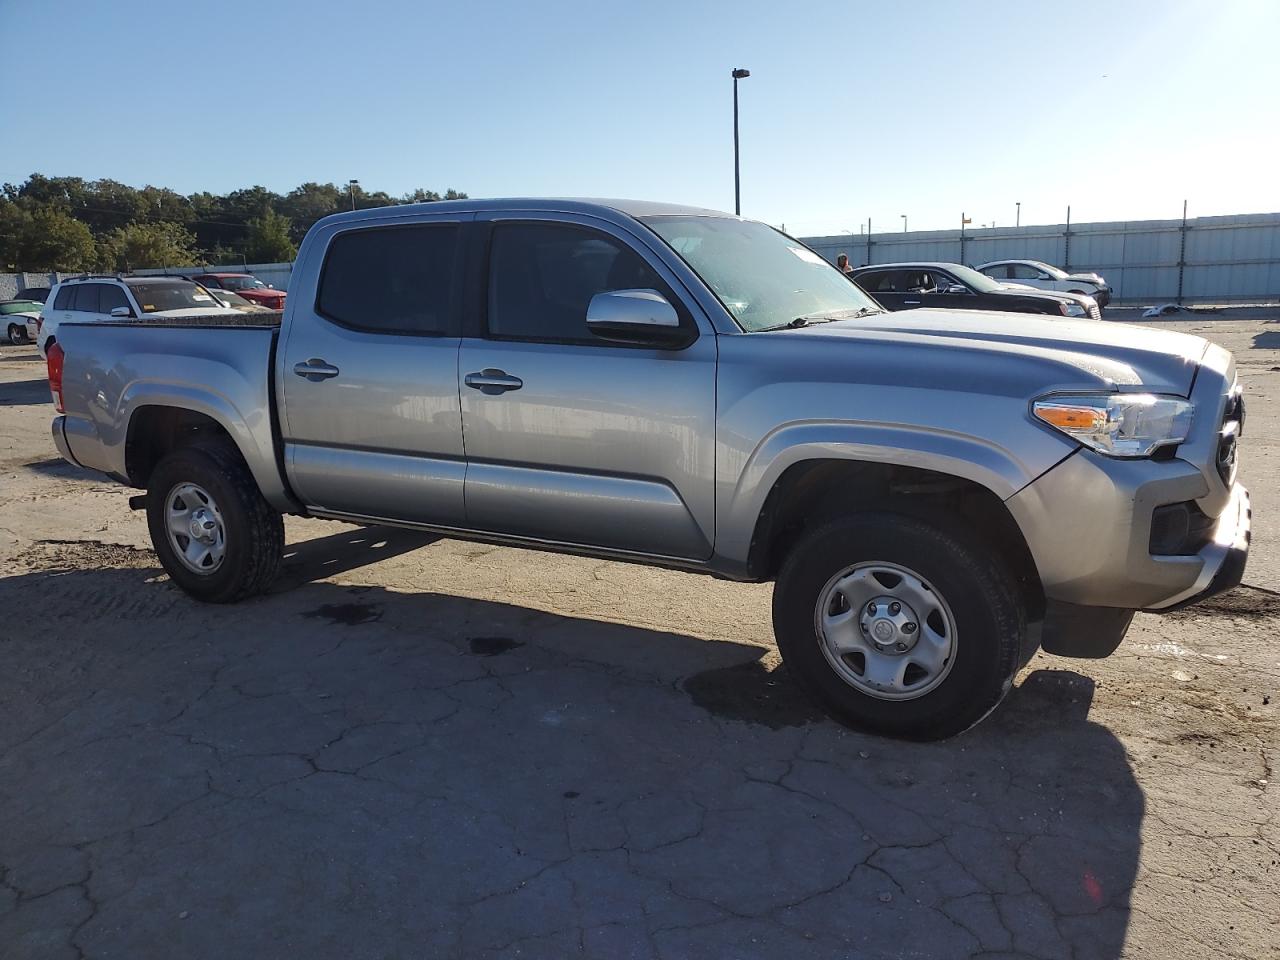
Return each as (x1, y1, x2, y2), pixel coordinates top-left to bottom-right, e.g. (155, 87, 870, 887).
(47, 199, 1250, 739)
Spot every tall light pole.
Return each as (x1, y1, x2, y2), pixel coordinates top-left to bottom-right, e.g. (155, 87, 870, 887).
(1015, 201, 1021, 227)
(348, 179, 359, 211)
(731, 68, 750, 216)
(901, 214, 908, 232)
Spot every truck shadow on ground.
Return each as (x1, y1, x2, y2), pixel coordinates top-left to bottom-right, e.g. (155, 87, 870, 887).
(0, 528, 1141, 959)
(0, 377, 51, 406)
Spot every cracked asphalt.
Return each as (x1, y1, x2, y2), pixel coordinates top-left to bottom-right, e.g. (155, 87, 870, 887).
(1, 318, 1277, 959)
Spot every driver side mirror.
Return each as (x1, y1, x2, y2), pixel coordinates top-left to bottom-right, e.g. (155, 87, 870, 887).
(109, 306, 133, 318)
(944, 284, 968, 295)
(586, 289, 693, 348)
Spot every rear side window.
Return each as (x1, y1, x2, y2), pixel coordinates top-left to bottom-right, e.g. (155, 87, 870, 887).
(317, 224, 458, 335)
(487, 222, 667, 342)
(855, 270, 895, 292)
(53, 286, 75, 310)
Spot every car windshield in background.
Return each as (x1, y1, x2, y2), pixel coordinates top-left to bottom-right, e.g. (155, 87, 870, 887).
(221, 276, 268, 290)
(946, 264, 1006, 294)
(0, 301, 42, 315)
(125, 282, 221, 313)
(643, 216, 882, 332)
(1029, 260, 1069, 280)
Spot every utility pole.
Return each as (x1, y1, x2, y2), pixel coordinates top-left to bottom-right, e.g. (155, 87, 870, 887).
(1015, 201, 1021, 227)
(348, 179, 359, 211)
(731, 68, 750, 216)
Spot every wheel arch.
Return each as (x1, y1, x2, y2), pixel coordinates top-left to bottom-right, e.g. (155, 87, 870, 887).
(744, 456, 1045, 623)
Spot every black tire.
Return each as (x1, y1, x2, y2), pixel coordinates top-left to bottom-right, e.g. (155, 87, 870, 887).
(7, 324, 26, 346)
(773, 512, 1025, 740)
(146, 441, 284, 603)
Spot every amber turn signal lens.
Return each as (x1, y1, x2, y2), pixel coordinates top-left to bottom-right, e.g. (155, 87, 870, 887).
(1035, 405, 1105, 430)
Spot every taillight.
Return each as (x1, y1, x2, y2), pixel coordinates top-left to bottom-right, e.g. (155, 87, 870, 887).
(46, 341, 65, 413)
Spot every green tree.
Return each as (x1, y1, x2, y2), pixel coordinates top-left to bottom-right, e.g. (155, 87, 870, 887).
(15, 208, 97, 271)
(98, 221, 200, 271)
(244, 208, 297, 263)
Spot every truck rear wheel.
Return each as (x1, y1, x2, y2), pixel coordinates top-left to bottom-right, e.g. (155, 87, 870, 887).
(146, 441, 284, 603)
(772, 513, 1024, 740)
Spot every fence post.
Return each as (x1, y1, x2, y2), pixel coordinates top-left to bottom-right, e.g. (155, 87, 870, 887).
(866, 218, 872, 265)
(1176, 199, 1188, 304)
(1063, 205, 1071, 273)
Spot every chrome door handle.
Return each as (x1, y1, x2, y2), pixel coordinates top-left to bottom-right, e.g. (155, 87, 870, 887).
(293, 359, 340, 381)
(903, 300, 921, 305)
(465, 369, 523, 395)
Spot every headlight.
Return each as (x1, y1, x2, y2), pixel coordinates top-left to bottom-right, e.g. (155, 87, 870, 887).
(1033, 393, 1194, 457)
(1059, 302, 1087, 317)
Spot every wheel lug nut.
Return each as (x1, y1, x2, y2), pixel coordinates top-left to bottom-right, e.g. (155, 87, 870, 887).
(895, 642, 907, 651)
(866, 602, 877, 615)
(889, 602, 901, 615)
(902, 622, 917, 634)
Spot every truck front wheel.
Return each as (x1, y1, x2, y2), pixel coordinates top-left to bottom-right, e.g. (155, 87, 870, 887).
(146, 441, 284, 603)
(773, 513, 1025, 740)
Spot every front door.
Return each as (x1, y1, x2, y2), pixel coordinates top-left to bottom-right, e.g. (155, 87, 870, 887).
(279, 214, 469, 526)
(458, 215, 717, 559)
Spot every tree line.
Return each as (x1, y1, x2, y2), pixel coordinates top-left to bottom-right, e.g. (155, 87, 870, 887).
(0, 174, 468, 274)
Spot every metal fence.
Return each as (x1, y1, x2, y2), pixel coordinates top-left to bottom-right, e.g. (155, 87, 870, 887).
(802, 211, 1280, 304)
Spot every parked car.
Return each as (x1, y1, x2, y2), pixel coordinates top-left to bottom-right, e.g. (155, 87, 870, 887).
(2, 299, 44, 345)
(209, 288, 275, 313)
(38, 276, 241, 357)
(193, 273, 286, 310)
(47, 199, 1248, 740)
(16, 286, 52, 304)
(851, 262, 1100, 318)
(977, 259, 1111, 306)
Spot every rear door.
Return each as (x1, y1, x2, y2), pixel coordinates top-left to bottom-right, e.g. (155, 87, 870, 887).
(457, 213, 717, 559)
(278, 212, 470, 526)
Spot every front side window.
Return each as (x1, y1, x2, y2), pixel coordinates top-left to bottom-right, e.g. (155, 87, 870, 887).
(317, 224, 458, 335)
(71, 284, 103, 313)
(644, 216, 882, 331)
(487, 222, 668, 342)
(99, 284, 131, 315)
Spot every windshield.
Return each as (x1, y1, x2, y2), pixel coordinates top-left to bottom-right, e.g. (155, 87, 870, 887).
(945, 264, 1006, 294)
(221, 276, 268, 290)
(643, 216, 881, 331)
(126, 282, 223, 313)
(1028, 260, 1069, 280)
(0, 301, 41, 315)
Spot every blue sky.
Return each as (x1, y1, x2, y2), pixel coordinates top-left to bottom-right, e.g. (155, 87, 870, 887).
(3, 0, 1277, 235)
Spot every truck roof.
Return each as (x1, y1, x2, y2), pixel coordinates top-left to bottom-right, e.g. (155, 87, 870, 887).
(317, 197, 732, 229)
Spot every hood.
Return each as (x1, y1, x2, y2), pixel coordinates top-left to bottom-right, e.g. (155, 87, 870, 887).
(148, 306, 245, 319)
(793, 308, 1208, 396)
(239, 288, 285, 301)
(1067, 271, 1106, 285)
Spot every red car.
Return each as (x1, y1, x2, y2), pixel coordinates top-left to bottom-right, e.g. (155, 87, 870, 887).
(193, 273, 286, 310)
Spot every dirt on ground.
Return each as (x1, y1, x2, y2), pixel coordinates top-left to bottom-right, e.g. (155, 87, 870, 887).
(0, 318, 1276, 959)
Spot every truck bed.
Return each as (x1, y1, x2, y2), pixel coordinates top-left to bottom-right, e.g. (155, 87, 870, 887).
(88, 309, 284, 328)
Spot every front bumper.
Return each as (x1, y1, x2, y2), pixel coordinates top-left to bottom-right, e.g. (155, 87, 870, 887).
(1146, 483, 1249, 611)
(1095, 288, 1112, 308)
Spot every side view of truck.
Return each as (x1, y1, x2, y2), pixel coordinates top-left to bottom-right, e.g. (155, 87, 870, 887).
(47, 198, 1250, 739)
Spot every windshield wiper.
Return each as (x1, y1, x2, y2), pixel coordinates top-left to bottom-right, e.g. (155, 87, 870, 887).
(758, 307, 884, 332)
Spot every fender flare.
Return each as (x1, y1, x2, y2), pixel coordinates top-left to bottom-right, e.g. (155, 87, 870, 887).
(717, 420, 1040, 568)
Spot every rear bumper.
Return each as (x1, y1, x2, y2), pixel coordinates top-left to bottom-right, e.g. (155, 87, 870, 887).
(51, 415, 80, 467)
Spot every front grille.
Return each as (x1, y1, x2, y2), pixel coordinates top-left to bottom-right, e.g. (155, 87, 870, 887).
(1217, 389, 1245, 484)
(1087, 305, 1101, 320)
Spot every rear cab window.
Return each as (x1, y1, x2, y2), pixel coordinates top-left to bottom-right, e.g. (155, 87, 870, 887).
(317, 224, 459, 335)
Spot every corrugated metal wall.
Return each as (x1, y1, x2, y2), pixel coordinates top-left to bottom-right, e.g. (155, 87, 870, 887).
(802, 212, 1280, 303)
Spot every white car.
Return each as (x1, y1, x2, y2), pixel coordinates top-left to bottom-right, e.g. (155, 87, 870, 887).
(38, 276, 241, 357)
(977, 259, 1111, 307)
(2, 299, 44, 345)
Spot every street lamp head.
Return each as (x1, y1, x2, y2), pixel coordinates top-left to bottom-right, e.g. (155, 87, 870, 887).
(731, 68, 750, 79)
(348, 179, 359, 186)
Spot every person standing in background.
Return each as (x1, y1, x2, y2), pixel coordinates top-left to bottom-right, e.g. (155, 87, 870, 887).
(836, 253, 854, 274)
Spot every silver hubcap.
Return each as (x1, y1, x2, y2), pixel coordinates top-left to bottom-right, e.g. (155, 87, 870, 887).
(814, 562, 957, 701)
(165, 482, 226, 574)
